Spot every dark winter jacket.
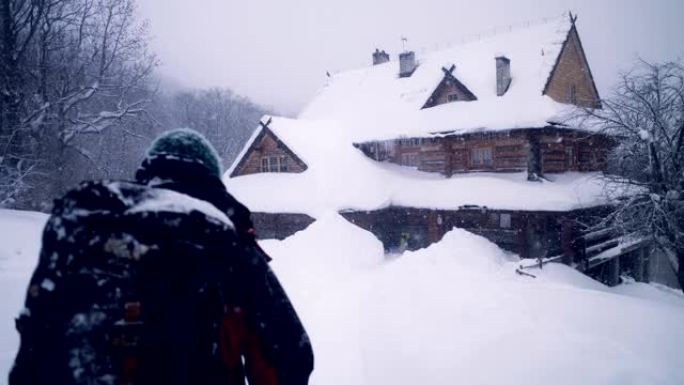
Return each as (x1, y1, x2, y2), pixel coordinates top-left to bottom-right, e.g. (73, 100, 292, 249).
(135, 155, 274, 264)
(10, 180, 313, 385)
(136, 155, 254, 238)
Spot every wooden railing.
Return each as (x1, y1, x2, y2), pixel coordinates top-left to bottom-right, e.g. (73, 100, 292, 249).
(516, 224, 647, 278)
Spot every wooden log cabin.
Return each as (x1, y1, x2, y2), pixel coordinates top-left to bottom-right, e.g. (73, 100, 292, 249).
(224, 14, 648, 286)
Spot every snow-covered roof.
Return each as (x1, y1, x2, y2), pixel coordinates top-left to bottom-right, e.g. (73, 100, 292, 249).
(225, 17, 612, 217)
(226, 117, 329, 176)
(299, 15, 577, 142)
(225, 116, 613, 218)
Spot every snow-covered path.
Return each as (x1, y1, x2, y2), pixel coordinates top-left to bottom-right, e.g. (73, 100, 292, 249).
(1, 209, 684, 385)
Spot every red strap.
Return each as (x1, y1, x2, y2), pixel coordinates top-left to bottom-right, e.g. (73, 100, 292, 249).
(219, 307, 278, 385)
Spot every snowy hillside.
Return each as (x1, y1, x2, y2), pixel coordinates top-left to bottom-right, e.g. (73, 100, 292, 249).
(2, 209, 684, 384)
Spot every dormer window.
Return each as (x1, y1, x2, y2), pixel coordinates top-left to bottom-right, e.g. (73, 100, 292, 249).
(422, 65, 477, 109)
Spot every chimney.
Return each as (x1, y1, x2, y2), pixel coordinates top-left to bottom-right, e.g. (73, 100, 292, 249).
(495, 56, 511, 96)
(399, 51, 417, 77)
(372, 49, 390, 65)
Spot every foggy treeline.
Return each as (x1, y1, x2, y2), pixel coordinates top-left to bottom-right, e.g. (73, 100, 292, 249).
(0, 0, 267, 211)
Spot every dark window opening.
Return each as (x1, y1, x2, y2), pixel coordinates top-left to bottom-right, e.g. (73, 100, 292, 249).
(500, 213, 511, 228)
(570, 84, 577, 104)
(471, 147, 493, 168)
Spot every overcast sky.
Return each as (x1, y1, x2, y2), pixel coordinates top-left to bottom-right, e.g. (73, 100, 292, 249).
(137, 0, 684, 116)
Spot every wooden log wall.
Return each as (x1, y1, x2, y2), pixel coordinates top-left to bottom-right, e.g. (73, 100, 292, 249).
(251, 212, 316, 240)
(340, 205, 609, 259)
(539, 130, 612, 173)
(355, 128, 614, 176)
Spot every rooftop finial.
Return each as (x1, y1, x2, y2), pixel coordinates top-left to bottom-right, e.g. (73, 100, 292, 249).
(401, 36, 408, 52)
(259, 116, 273, 130)
(568, 11, 578, 25)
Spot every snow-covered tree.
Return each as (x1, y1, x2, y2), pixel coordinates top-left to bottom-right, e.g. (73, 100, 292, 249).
(582, 61, 684, 291)
(2, 1, 267, 209)
(1, 0, 156, 208)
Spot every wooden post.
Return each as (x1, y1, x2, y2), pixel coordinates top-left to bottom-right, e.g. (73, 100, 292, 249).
(607, 256, 621, 286)
(560, 219, 574, 265)
(444, 139, 453, 177)
(637, 246, 650, 283)
(517, 214, 529, 259)
(526, 131, 542, 181)
(427, 211, 441, 244)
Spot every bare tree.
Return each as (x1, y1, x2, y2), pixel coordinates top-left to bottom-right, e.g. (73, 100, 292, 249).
(2, 0, 268, 209)
(163, 88, 267, 168)
(0, 0, 48, 205)
(1, 0, 157, 208)
(581, 60, 684, 291)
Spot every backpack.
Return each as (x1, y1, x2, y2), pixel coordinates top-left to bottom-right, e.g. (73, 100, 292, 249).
(10, 181, 241, 385)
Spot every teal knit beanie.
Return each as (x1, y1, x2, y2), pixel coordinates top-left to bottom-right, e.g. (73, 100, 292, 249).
(145, 128, 222, 177)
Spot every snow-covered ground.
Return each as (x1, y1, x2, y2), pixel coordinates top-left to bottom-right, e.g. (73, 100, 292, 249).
(0, 210, 48, 384)
(2, 209, 684, 384)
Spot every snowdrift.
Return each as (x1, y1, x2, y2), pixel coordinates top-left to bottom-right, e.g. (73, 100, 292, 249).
(1, 209, 684, 385)
(261, 214, 684, 385)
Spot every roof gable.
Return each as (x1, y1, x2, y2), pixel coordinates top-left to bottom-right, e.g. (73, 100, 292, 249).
(229, 118, 308, 177)
(542, 21, 601, 108)
(422, 65, 478, 109)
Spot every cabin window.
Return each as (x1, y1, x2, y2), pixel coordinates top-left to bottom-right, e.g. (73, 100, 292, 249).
(565, 147, 574, 169)
(569, 84, 577, 104)
(401, 138, 421, 147)
(268, 156, 279, 172)
(447, 93, 459, 102)
(261, 155, 289, 173)
(471, 147, 493, 168)
(500, 213, 511, 228)
(489, 213, 499, 227)
(401, 153, 420, 167)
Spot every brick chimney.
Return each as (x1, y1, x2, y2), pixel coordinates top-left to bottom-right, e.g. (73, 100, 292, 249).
(496, 56, 511, 96)
(399, 51, 417, 77)
(372, 49, 390, 65)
